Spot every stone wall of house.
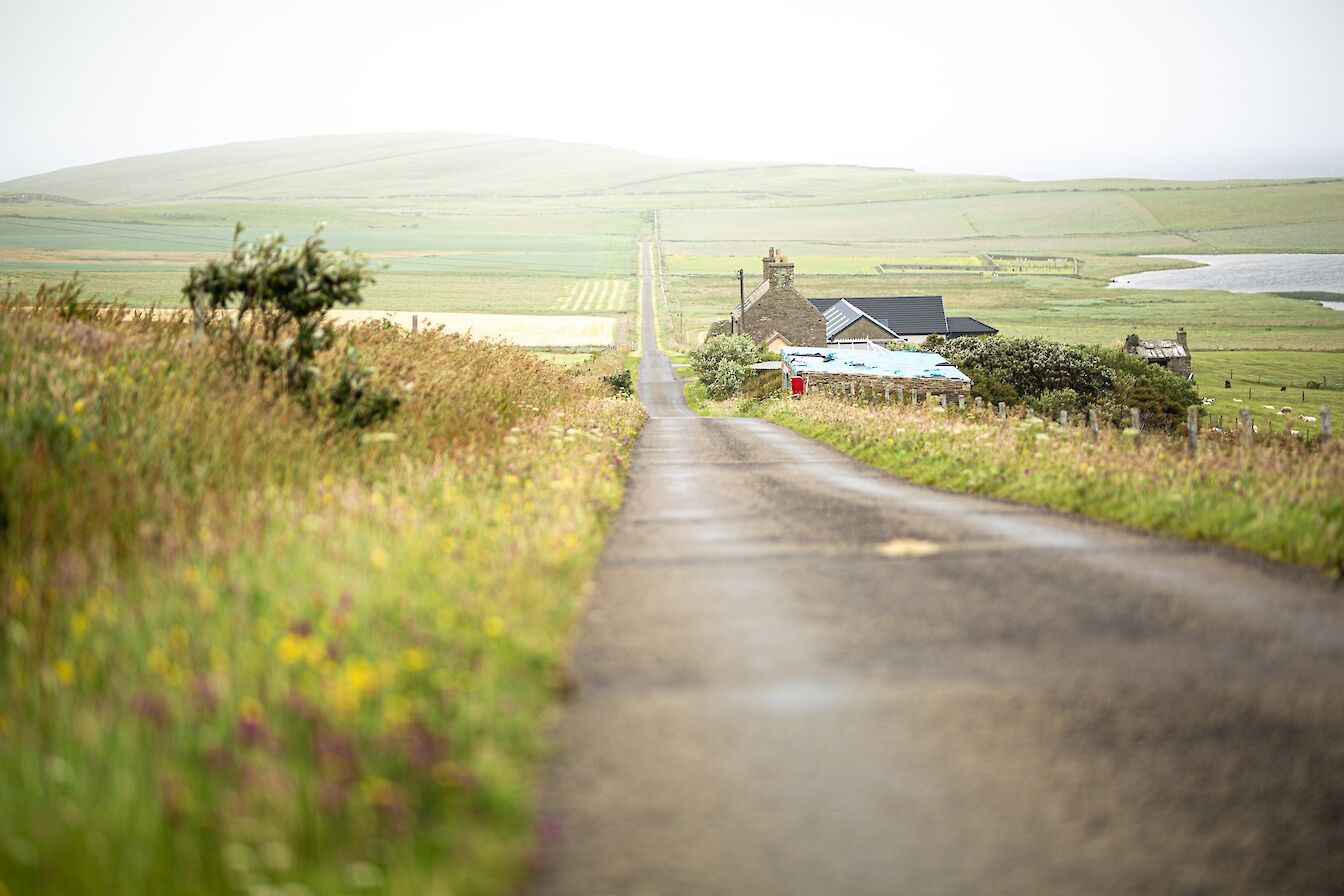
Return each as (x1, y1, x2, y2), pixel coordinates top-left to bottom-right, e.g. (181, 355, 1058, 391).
(744, 284, 826, 346)
(792, 371, 971, 398)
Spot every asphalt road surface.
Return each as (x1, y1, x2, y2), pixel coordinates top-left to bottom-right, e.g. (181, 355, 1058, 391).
(532, 242, 1344, 895)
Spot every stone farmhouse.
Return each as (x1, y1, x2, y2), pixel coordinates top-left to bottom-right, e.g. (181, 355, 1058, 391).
(1125, 328, 1193, 379)
(729, 248, 826, 347)
(728, 249, 997, 348)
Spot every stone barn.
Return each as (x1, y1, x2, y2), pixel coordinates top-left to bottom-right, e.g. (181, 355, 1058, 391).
(730, 248, 826, 347)
(1125, 328, 1192, 379)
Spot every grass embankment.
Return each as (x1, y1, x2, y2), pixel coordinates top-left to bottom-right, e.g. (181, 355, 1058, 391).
(0, 301, 645, 894)
(762, 396, 1343, 575)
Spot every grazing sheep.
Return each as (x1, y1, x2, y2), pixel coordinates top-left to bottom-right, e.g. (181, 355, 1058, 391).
(1263, 405, 1278, 410)
(1280, 407, 1292, 414)
(1233, 398, 1244, 403)
(1301, 415, 1318, 422)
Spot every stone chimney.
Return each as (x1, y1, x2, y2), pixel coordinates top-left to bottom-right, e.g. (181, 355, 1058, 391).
(1176, 327, 1188, 349)
(762, 246, 795, 289)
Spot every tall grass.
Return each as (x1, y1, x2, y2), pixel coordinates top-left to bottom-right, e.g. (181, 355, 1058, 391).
(0, 291, 645, 894)
(765, 396, 1344, 575)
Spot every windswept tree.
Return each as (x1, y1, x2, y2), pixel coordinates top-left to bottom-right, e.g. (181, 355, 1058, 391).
(184, 225, 400, 429)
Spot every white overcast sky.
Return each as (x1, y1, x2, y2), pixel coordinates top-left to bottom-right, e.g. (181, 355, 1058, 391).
(2, 0, 1343, 183)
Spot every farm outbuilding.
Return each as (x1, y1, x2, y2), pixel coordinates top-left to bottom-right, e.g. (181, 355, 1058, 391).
(810, 296, 998, 344)
(1125, 328, 1193, 379)
(780, 346, 972, 397)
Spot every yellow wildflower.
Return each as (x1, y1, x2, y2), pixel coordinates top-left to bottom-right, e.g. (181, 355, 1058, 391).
(276, 633, 307, 666)
(344, 658, 376, 695)
(400, 647, 428, 672)
(13, 574, 29, 599)
(369, 547, 389, 570)
(482, 615, 506, 638)
(73, 399, 85, 414)
(71, 612, 89, 639)
(54, 659, 75, 686)
(440, 536, 456, 553)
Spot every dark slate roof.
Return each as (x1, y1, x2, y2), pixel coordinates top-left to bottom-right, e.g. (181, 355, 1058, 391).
(822, 299, 900, 341)
(1131, 340, 1188, 360)
(810, 296, 948, 336)
(946, 316, 999, 338)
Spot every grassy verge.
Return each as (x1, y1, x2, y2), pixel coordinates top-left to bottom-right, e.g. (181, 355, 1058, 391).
(764, 396, 1343, 575)
(0, 298, 646, 894)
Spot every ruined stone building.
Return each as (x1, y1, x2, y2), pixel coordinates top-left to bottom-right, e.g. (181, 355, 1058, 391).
(729, 248, 827, 347)
(1124, 328, 1193, 379)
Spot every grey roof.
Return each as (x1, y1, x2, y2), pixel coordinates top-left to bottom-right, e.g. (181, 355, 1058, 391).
(810, 296, 948, 336)
(1131, 339, 1189, 360)
(822, 299, 901, 341)
(946, 316, 999, 338)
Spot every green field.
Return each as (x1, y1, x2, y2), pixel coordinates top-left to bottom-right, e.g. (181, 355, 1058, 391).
(4, 131, 1342, 360)
(1193, 351, 1344, 438)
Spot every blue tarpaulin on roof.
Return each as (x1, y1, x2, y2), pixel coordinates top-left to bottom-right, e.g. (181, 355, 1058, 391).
(781, 346, 971, 381)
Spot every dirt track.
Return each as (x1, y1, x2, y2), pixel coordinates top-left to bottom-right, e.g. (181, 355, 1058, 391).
(532, 241, 1344, 895)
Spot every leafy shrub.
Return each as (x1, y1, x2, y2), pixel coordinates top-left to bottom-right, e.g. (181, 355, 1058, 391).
(602, 368, 634, 396)
(943, 336, 1201, 431)
(689, 334, 758, 399)
(1031, 387, 1081, 416)
(967, 370, 1019, 405)
(943, 336, 1114, 405)
(1083, 347, 1201, 430)
(184, 224, 399, 429)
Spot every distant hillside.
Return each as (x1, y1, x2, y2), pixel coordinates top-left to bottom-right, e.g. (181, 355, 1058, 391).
(0, 133, 915, 204)
(0, 132, 1000, 205)
(3, 131, 1342, 263)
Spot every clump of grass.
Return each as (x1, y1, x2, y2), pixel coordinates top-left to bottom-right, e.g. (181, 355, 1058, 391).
(0, 289, 645, 895)
(766, 395, 1344, 575)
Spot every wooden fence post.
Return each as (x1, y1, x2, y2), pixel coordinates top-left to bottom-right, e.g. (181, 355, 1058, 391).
(958, 395, 966, 410)
(1059, 410, 1068, 427)
(1322, 406, 1332, 446)
(1186, 406, 1199, 456)
(1240, 408, 1253, 449)
(1130, 407, 1141, 433)
(939, 394, 948, 409)
(896, 386, 904, 403)
(975, 397, 983, 411)
(1088, 408, 1099, 442)
(997, 401, 1006, 419)
(884, 384, 890, 401)
(411, 314, 419, 334)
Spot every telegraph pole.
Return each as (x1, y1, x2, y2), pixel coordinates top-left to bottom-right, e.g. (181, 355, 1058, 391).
(737, 268, 745, 334)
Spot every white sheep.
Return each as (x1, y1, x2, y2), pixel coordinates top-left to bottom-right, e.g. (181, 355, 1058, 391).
(1300, 415, 1318, 422)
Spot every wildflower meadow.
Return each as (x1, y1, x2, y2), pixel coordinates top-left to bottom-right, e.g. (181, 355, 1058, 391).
(0, 289, 644, 895)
